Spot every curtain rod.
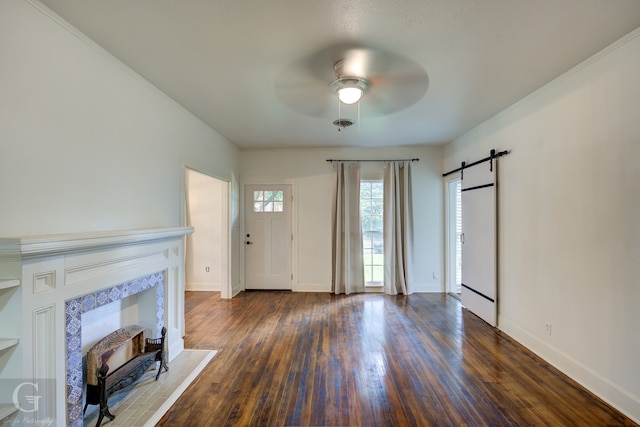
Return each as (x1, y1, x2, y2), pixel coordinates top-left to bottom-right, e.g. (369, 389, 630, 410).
(326, 158, 419, 163)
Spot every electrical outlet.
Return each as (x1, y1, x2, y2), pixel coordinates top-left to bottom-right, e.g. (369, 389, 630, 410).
(545, 321, 552, 336)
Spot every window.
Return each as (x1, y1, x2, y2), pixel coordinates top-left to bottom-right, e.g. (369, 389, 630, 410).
(361, 181, 383, 286)
(253, 190, 284, 212)
(454, 180, 462, 293)
(446, 179, 462, 296)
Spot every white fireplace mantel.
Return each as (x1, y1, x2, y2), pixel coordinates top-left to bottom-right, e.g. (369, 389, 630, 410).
(0, 227, 193, 258)
(0, 227, 193, 427)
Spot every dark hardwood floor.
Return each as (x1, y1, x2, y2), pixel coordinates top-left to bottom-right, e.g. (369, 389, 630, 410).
(157, 291, 637, 426)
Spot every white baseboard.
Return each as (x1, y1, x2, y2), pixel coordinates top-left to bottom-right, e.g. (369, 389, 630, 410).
(412, 281, 444, 293)
(232, 283, 243, 297)
(167, 337, 185, 363)
(186, 282, 221, 291)
(294, 282, 331, 292)
(499, 316, 640, 424)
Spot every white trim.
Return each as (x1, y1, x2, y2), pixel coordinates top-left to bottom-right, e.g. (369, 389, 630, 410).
(0, 227, 194, 258)
(0, 280, 20, 290)
(186, 282, 222, 291)
(444, 177, 461, 295)
(0, 338, 19, 352)
(182, 166, 233, 299)
(412, 282, 443, 293)
(293, 284, 331, 292)
(168, 337, 185, 364)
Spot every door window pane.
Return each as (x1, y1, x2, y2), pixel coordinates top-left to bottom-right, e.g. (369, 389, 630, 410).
(254, 190, 284, 212)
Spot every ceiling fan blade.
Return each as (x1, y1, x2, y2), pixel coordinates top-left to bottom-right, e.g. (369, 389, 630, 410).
(274, 42, 429, 118)
(274, 57, 333, 117)
(274, 80, 333, 117)
(365, 72, 429, 115)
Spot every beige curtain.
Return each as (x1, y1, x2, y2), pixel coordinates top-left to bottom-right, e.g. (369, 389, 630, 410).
(383, 161, 413, 295)
(332, 162, 364, 294)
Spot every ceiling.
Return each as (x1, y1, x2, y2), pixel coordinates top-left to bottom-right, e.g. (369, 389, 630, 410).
(39, 0, 640, 149)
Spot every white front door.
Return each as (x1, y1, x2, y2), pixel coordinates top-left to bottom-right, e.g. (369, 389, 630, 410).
(244, 184, 292, 290)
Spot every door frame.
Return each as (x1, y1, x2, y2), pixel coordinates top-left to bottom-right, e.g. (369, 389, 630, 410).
(181, 161, 232, 300)
(444, 177, 462, 298)
(240, 177, 296, 291)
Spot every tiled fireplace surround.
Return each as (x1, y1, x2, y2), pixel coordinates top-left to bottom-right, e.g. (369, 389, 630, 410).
(0, 227, 193, 427)
(65, 271, 165, 425)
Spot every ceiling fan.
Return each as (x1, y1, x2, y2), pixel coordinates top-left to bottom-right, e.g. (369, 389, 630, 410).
(275, 43, 429, 123)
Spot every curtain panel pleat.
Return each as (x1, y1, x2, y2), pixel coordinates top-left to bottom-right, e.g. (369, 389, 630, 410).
(383, 161, 414, 295)
(332, 162, 365, 294)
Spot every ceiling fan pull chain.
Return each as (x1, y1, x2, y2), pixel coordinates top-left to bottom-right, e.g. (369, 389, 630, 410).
(337, 96, 342, 132)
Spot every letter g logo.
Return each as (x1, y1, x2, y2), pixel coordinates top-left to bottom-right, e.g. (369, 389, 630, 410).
(12, 381, 41, 413)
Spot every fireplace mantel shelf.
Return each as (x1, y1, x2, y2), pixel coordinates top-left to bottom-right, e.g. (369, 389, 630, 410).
(0, 227, 194, 258)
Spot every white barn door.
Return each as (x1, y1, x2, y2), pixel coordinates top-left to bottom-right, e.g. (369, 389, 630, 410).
(461, 160, 497, 326)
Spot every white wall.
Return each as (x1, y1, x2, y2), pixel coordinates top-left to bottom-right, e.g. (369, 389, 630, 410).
(240, 145, 444, 293)
(444, 29, 640, 422)
(185, 169, 226, 291)
(0, 0, 240, 238)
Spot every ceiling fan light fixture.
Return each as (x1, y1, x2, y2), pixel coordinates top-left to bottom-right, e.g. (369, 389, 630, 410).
(331, 77, 369, 105)
(337, 86, 363, 104)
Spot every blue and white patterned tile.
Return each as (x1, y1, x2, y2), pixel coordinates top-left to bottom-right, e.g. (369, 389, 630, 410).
(65, 312, 75, 328)
(130, 278, 141, 294)
(66, 317, 82, 337)
(120, 281, 131, 298)
(80, 293, 96, 313)
(96, 290, 109, 306)
(66, 298, 81, 318)
(66, 333, 81, 352)
(68, 374, 81, 390)
(68, 401, 82, 427)
(67, 383, 82, 404)
(157, 309, 164, 328)
(109, 285, 121, 302)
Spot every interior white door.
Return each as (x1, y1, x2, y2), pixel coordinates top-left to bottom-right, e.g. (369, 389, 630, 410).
(244, 184, 292, 290)
(461, 161, 497, 326)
